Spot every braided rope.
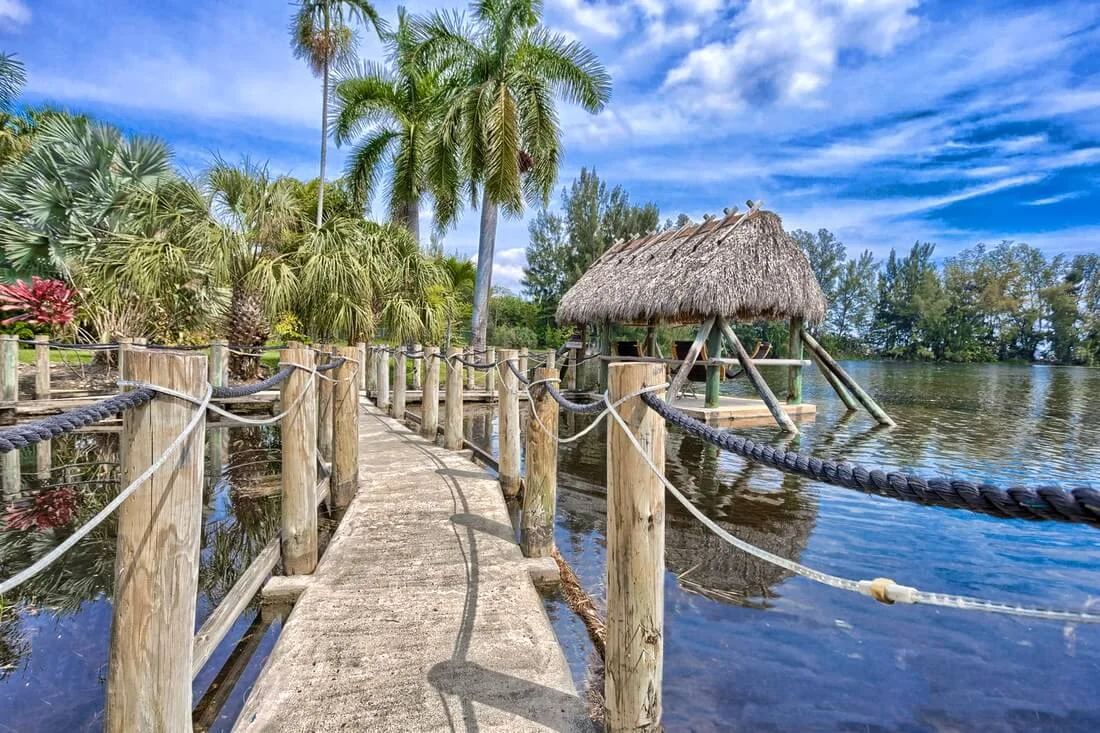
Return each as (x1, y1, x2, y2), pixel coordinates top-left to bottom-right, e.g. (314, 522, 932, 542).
(316, 356, 346, 373)
(640, 392, 1100, 526)
(0, 389, 156, 453)
(545, 381, 605, 414)
(448, 354, 497, 370)
(211, 365, 294, 398)
(506, 359, 530, 385)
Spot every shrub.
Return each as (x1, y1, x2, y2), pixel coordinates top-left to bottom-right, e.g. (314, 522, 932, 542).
(0, 277, 76, 333)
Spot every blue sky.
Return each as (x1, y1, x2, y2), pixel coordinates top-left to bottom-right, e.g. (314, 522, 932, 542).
(2, 0, 1098, 291)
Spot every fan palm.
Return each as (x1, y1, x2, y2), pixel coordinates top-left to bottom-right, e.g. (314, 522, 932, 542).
(0, 53, 25, 112)
(332, 7, 444, 245)
(290, 0, 386, 228)
(417, 0, 610, 349)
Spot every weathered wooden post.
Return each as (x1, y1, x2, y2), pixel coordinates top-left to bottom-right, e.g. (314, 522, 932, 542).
(705, 327, 723, 408)
(106, 348, 207, 732)
(411, 342, 422, 390)
(567, 348, 578, 391)
(279, 347, 317, 575)
(598, 325, 612, 391)
(518, 346, 529, 381)
(497, 349, 521, 497)
(0, 335, 17, 404)
(332, 346, 360, 510)
(376, 348, 390, 411)
(316, 345, 334, 463)
(34, 334, 49, 399)
(605, 361, 665, 732)
(800, 328, 895, 426)
(356, 342, 367, 393)
(208, 340, 228, 389)
(392, 346, 407, 420)
(544, 348, 556, 370)
(365, 346, 377, 395)
(421, 347, 440, 440)
(35, 440, 50, 480)
(787, 317, 803, 404)
(465, 348, 476, 390)
(521, 367, 558, 557)
(132, 337, 147, 348)
(444, 347, 464, 450)
(716, 318, 798, 434)
(117, 337, 133, 379)
(485, 347, 496, 399)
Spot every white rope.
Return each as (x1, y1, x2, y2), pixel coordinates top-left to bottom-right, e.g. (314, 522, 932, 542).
(603, 397, 1100, 625)
(0, 384, 213, 595)
(524, 377, 669, 445)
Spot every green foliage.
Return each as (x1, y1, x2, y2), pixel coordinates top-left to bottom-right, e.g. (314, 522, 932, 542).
(273, 312, 308, 343)
(0, 53, 26, 113)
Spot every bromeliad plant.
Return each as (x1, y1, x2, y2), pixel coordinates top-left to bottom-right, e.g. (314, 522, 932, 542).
(0, 276, 76, 332)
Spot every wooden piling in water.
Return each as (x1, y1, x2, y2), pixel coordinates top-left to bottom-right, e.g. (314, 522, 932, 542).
(392, 346, 406, 420)
(800, 328, 895, 426)
(411, 343, 422, 389)
(279, 347, 317, 575)
(521, 367, 558, 558)
(445, 347, 464, 450)
(333, 346, 360, 511)
(717, 318, 798, 434)
(787, 317, 803, 405)
(497, 349, 521, 497)
(421, 347, 440, 440)
(106, 348, 207, 732)
(605, 361, 665, 732)
(376, 348, 390, 410)
(35, 334, 49, 400)
(317, 344, 334, 463)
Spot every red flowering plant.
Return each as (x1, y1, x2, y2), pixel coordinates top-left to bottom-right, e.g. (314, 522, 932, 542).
(3, 486, 79, 531)
(0, 277, 77, 333)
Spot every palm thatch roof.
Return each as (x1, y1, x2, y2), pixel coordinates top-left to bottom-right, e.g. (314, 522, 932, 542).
(556, 205, 827, 326)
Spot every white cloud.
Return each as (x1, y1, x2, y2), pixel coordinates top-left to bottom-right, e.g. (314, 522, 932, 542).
(0, 0, 29, 27)
(1025, 192, 1084, 206)
(552, 0, 630, 38)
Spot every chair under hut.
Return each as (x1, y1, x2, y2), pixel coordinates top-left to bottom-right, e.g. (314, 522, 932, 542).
(556, 202, 894, 433)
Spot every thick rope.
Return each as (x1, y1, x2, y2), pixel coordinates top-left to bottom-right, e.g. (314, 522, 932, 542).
(211, 365, 294, 398)
(640, 392, 1100, 526)
(604, 396, 1100, 624)
(0, 389, 156, 453)
(0, 384, 212, 595)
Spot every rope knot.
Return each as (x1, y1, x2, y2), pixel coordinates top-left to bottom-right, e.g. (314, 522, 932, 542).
(869, 577, 895, 604)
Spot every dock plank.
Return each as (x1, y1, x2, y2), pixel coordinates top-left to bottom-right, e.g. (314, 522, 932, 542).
(233, 404, 586, 732)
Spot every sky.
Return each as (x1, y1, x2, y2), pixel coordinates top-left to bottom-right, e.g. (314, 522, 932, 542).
(2, 0, 1099, 292)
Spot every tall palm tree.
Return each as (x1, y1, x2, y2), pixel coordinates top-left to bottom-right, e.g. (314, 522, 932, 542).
(0, 52, 26, 112)
(290, 0, 386, 229)
(418, 0, 611, 349)
(331, 7, 443, 245)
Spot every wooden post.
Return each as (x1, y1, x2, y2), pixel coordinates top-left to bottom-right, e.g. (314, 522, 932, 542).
(317, 345, 334, 463)
(0, 335, 17, 405)
(521, 367, 558, 557)
(804, 339, 858, 410)
(567, 348, 578, 390)
(598, 326, 612, 391)
(485, 347, 496, 399)
(117, 337, 133, 380)
(801, 328, 895, 426)
(392, 346, 407, 420)
(209, 340, 228, 389)
(332, 346, 360, 510)
(605, 361, 665, 732)
(106, 349, 206, 732)
(365, 346, 376, 395)
(34, 334, 49, 400)
(787, 318, 803, 405)
(666, 316, 715, 402)
(545, 348, 556, 370)
(704, 327, 722, 408)
(279, 347, 317, 574)
(497, 349, 521, 497)
(717, 317, 798, 434)
(132, 337, 147, 348)
(376, 348, 390, 410)
(421, 347, 440, 440)
(35, 440, 50, 480)
(444, 347, 464, 450)
(411, 343, 422, 389)
(356, 342, 367, 393)
(518, 346, 529, 383)
(465, 348, 476, 390)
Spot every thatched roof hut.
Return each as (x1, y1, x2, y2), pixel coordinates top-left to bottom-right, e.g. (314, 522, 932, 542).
(556, 207, 827, 327)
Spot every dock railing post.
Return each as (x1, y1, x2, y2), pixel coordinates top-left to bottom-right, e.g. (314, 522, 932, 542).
(411, 343, 422, 389)
(521, 367, 558, 557)
(365, 346, 376, 396)
(356, 342, 367, 394)
(545, 348, 556, 370)
(1, 336, 18, 495)
(465, 347, 476, 390)
(106, 348, 206, 732)
(485, 347, 496, 399)
(279, 346, 317, 575)
(317, 344, 334, 463)
(518, 346, 529, 382)
(421, 347, 440, 440)
(605, 361, 665, 732)
(445, 347, 464, 449)
(392, 346, 407, 420)
(209, 340, 228, 389)
(567, 348, 577, 391)
(117, 337, 133, 381)
(497, 349, 521, 497)
(376, 348, 390, 410)
(333, 346, 360, 510)
(34, 334, 49, 400)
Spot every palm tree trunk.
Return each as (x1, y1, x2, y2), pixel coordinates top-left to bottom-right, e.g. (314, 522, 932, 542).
(471, 188, 497, 351)
(407, 196, 420, 247)
(316, 58, 329, 229)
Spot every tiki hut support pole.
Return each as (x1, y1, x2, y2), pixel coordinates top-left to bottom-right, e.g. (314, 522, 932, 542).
(665, 316, 715, 402)
(606, 361, 665, 732)
(800, 328, 895, 426)
(567, 349, 577, 390)
(521, 367, 558, 558)
(643, 321, 656, 357)
(391, 347, 406, 420)
(333, 346, 360, 510)
(411, 343, 422, 389)
(787, 318, 803, 404)
(421, 347, 440, 440)
(34, 334, 49, 399)
(806, 342, 858, 411)
(444, 347, 464, 450)
(704, 327, 723, 408)
(597, 325, 611, 391)
(717, 318, 798, 434)
(497, 349, 521, 498)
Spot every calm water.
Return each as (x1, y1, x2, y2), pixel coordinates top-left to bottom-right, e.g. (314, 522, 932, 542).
(0, 427, 284, 732)
(468, 361, 1100, 732)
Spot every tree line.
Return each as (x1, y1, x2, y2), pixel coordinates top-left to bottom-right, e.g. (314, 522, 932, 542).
(521, 168, 1100, 365)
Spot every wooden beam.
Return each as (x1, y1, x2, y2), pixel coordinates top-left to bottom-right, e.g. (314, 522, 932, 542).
(787, 318, 803, 405)
(716, 318, 798, 434)
(665, 316, 715, 402)
(704, 326, 722, 408)
(800, 328, 895, 426)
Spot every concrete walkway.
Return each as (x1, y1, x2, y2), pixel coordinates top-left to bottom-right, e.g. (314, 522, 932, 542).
(234, 405, 586, 732)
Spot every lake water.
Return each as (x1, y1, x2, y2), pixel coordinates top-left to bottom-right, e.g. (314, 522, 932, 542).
(468, 361, 1100, 732)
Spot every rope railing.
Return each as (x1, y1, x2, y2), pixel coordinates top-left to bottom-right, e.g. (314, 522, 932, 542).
(0, 388, 156, 452)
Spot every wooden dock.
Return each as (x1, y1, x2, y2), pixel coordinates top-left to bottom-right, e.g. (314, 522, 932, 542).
(671, 394, 816, 427)
(234, 403, 585, 732)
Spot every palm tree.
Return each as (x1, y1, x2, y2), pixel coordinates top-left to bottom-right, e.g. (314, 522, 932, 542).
(417, 0, 611, 349)
(438, 254, 476, 346)
(331, 7, 444, 245)
(290, 0, 386, 229)
(0, 52, 26, 112)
